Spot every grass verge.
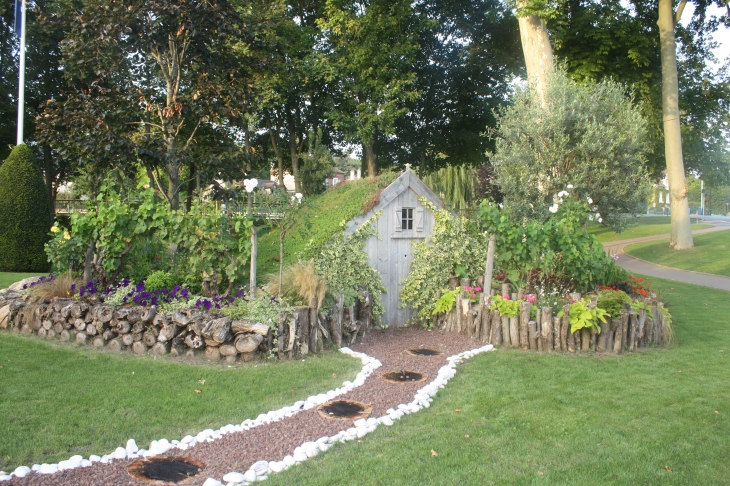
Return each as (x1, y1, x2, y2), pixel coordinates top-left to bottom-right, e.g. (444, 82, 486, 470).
(625, 230, 730, 278)
(0, 272, 44, 290)
(0, 337, 360, 470)
(267, 276, 730, 485)
(589, 216, 710, 243)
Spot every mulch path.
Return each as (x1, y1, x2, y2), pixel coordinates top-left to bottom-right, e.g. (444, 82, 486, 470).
(7, 327, 482, 485)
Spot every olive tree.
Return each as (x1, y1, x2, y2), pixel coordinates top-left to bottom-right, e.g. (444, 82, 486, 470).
(493, 69, 651, 232)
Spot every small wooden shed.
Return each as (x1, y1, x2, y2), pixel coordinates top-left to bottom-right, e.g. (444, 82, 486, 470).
(345, 167, 445, 327)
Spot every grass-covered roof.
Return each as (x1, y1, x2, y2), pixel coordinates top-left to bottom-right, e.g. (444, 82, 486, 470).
(257, 172, 398, 281)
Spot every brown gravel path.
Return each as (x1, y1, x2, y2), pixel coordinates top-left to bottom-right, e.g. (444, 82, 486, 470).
(7, 328, 484, 485)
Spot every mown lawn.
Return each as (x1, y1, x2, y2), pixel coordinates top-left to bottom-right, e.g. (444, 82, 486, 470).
(267, 276, 730, 485)
(0, 272, 44, 290)
(625, 230, 730, 278)
(589, 216, 710, 243)
(0, 338, 360, 471)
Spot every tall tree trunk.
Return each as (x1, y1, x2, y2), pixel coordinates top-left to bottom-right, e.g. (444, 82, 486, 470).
(658, 0, 693, 249)
(266, 114, 286, 188)
(43, 144, 55, 222)
(185, 163, 196, 212)
(516, 6, 553, 103)
(167, 135, 180, 211)
(286, 108, 301, 192)
(363, 134, 378, 179)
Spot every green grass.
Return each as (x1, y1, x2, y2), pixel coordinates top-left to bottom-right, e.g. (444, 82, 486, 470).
(625, 230, 730, 278)
(267, 276, 730, 485)
(589, 216, 710, 242)
(257, 172, 397, 280)
(0, 337, 360, 470)
(0, 272, 44, 290)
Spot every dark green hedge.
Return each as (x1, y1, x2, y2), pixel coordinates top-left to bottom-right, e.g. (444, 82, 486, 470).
(0, 145, 51, 272)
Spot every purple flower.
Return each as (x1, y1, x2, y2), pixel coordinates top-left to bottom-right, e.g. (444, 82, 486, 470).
(151, 297, 158, 305)
(236, 290, 243, 298)
(204, 301, 213, 311)
(70, 284, 76, 291)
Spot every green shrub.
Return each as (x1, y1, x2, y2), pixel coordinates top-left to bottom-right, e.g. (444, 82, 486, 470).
(0, 145, 52, 272)
(143, 270, 176, 292)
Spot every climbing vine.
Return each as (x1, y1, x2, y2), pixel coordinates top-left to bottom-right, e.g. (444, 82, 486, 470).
(315, 211, 387, 321)
(400, 200, 487, 324)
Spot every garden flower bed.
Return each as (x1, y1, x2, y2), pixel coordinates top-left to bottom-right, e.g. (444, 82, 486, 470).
(434, 280, 672, 354)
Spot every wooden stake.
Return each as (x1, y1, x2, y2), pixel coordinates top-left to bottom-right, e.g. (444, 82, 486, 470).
(541, 307, 553, 352)
(509, 316, 519, 347)
(501, 315, 510, 346)
(519, 302, 530, 350)
(482, 234, 496, 305)
(597, 320, 609, 352)
(492, 310, 502, 345)
(528, 320, 538, 350)
(553, 316, 561, 352)
(581, 328, 591, 352)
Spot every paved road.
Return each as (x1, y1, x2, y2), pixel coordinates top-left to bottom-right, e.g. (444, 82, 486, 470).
(602, 223, 730, 292)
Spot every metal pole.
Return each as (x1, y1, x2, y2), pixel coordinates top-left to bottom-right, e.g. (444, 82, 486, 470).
(16, 0, 26, 145)
(700, 179, 705, 216)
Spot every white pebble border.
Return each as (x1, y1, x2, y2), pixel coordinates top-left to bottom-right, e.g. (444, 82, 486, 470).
(0, 347, 379, 482)
(0, 344, 494, 485)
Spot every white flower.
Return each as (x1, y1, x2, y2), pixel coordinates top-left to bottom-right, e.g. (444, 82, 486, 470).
(549, 204, 559, 213)
(295, 193, 303, 203)
(498, 203, 504, 208)
(243, 178, 258, 193)
(557, 190, 569, 198)
(598, 217, 603, 223)
(567, 184, 574, 189)
(586, 197, 593, 204)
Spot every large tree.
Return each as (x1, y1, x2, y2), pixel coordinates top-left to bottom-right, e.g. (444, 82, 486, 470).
(37, 0, 261, 209)
(381, 0, 523, 172)
(316, 0, 423, 177)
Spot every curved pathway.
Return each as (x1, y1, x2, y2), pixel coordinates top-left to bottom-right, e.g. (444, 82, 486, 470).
(603, 221, 730, 292)
(4, 328, 491, 485)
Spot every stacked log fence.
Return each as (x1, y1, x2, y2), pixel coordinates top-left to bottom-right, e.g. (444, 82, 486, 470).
(0, 288, 374, 361)
(436, 286, 671, 354)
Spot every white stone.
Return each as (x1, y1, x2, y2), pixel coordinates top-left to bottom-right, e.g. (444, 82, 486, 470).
(89, 455, 101, 463)
(282, 455, 296, 467)
(292, 449, 308, 462)
(126, 439, 138, 454)
(356, 427, 368, 438)
(0, 475, 11, 482)
(57, 460, 73, 471)
(39, 464, 59, 474)
(353, 419, 367, 428)
(13, 466, 31, 478)
(269, 461, 284, 473)
(251, 461, 269, 476)
(318, 443, 330, 452)
(202, 478, 223, 486)
(113, 447, 127, 459)
(222, 471, 246, 483)
(100, 456, 110, 464)
(381, 416, 394, 426)
(242, 469, 257, 482)
(178, 443, 189, 451)
(80, 460, 92, 467)
(31, 465, 40, 472)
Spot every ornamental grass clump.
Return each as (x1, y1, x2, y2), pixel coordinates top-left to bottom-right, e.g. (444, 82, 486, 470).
(264, 260, 327, 307)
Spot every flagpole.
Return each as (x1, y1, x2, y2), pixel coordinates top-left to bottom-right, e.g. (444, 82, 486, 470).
(16, 0, 26, 145)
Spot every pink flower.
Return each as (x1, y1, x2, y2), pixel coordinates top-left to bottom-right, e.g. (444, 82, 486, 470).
(470, 293, 476, 298)
(474, 287, 482, 292)
(464, 286, 472, 291)
(503, 295, 510, 300)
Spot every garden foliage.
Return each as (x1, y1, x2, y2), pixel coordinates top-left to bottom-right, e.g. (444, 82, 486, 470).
(400, 201, 487, 322)
(314, 213, 387, 320)
(45, 184, 253, 296)
(0, 145, 52, 272)
(478, 197, 628, 294)
(492, 68, 651, 231)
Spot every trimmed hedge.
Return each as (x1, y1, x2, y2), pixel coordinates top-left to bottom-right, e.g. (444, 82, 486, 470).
(0, 145, 52, 272)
